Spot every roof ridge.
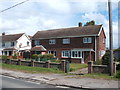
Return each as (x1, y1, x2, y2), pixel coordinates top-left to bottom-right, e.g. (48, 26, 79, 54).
(38, 24, 102, 32)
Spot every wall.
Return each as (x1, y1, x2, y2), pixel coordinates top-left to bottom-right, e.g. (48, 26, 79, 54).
(16, 34, 31, 50)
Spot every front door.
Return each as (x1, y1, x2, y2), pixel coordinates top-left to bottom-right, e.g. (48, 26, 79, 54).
(81, 51, 84, 64)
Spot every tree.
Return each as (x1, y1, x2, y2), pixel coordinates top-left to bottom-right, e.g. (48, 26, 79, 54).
(102, 50, 110, 65)
(84, 20, 95, 26)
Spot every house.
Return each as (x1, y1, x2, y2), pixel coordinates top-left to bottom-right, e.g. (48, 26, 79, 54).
(31, 24, 106, 63)
(0, 33, 31, 58)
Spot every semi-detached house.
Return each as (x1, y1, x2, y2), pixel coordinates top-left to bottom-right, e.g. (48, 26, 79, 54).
(0, 33, 31, 57)
(31, 25, 106, 63)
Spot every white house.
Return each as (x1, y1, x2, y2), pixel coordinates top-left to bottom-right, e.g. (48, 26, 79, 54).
(0, 33, 31, 56)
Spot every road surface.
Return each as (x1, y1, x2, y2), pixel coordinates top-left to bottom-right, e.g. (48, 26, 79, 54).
(1, 75, 67, 89)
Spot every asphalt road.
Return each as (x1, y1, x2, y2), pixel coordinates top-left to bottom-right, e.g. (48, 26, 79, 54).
(1, 75, 57, 88)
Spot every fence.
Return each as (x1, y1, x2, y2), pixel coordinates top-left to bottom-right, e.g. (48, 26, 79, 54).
(88, 61, 116, 74)
(2, 59, 69, 73)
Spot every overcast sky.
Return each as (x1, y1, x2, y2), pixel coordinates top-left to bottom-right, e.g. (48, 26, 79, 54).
(0, 0, 119, 49)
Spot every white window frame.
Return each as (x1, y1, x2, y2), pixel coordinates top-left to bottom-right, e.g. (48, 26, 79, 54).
(62, 50, 71, 58)
(49, 39, 56, 44)
(48, 50, 56, 56)
(35, 40, 40, 45)
(71, 50, 82, 58)
(27, 41, 29, 46)
(63, 39, 70, 44)
(103, 38, 105, 43)
(83, 37, 92, 43)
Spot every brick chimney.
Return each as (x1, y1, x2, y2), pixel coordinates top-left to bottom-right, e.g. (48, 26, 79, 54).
(78, 22, 82, 27)
(2, 32, 5, 35)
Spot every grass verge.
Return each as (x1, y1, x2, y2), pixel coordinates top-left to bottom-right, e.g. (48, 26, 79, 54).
(0, 63, 63, 74)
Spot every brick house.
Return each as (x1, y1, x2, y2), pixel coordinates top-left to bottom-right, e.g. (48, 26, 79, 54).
(31, 24, 106, 63)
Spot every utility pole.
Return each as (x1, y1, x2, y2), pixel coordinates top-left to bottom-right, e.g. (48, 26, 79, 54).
(108, 0, 114, 76)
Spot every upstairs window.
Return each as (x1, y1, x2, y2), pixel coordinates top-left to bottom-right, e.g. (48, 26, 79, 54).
(83, 37, 92, 43)
(2, 42, 5, 47)
(103, 38, 105, 43)
(35, 40, 40, 45)
(27, 41, 29, 46)
(11, 42, 15, 46)
(63, 39, 70, 44)
(49, 39, 56, 44)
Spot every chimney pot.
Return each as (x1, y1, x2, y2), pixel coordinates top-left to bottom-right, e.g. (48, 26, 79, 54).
(78, 22, 82, 27)
(2, 32, 5, 35)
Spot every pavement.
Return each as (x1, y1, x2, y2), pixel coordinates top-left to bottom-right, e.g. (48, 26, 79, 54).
(0, 68, 119, 89)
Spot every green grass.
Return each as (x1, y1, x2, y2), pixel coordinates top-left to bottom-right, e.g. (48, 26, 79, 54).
(70, 63, 88, 71)
(0, 63, 63, 74)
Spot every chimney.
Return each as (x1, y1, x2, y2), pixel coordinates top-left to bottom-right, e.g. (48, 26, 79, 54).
(78, 22, 82, 27)
(2, 32, 5, 35)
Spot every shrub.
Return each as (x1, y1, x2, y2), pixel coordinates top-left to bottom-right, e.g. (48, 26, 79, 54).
(69, 68, 75, 72)
(102, 50, 110, 65)
(115, 71, 120, 78)
(12, 54, 17, 59)
(2, 55, 8, 59)
(31, 54, 38, 59)
(94, 59, 102, 65)
(116, 64, 120, 70)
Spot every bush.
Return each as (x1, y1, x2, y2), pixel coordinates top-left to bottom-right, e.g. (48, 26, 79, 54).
(69, 68, 75, 72)
(2, 55, 8, 59)
(31, 54, 38, 59)
(12, 54, 17, 59)
(115, 71, 120, 78)
(116, 64, 120, 70)
(102, 50, 110, 65)
(94, 59, 102, 65)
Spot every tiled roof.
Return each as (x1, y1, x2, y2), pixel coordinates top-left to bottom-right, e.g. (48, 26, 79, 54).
(31, 45, 46, 51)
(32, 25, 103, 39)
(1, 33, 24, 42)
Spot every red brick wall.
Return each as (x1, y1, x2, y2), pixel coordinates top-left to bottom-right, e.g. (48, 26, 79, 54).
(96, 29, 106, 59)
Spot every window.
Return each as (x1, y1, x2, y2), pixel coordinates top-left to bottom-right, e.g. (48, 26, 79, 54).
(103, 38, 105, 43)
(63, 39, 70, 44)
(49, 39, 56, 44)
(11, 42, 15, 46)
(48, 50, 56, 56)
(27, 42, 29, 46)
(2, 42, 5, 47)
(83, 37, 92, 43)
(62, 51, 71, 58)
(35, 40, 40, 45)
(71, 51, 82, 58)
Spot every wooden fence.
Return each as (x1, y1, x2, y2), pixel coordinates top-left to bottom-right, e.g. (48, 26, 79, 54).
(2, 59, 69, 73)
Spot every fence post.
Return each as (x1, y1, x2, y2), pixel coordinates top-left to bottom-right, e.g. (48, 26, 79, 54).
(31, 60, 34, 67)
(65, 61, 70, 73)
(46, 60, 50, 68)
(61, 60, 66, 73)
(88, 61, 93, 73)
(113, 62, 116, 75)
(18, 59, 21, 65)
(8, 59, 11, 64)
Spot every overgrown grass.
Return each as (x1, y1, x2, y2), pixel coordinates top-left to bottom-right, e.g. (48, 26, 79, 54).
(70, 63, 88, 71)
(0, 63, 63, 74)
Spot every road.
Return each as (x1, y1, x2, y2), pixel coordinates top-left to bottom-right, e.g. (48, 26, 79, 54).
(2, 75, 71, 89)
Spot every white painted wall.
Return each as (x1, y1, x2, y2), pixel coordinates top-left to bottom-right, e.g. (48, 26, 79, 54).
(16, 34, 31, 50)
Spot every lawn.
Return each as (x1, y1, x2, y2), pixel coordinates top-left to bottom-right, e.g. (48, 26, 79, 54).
(70, 63, 88, 71)
(0, 63, 63, 74)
